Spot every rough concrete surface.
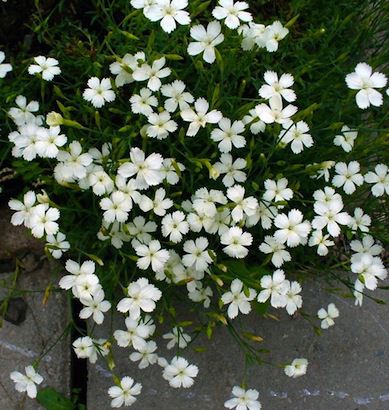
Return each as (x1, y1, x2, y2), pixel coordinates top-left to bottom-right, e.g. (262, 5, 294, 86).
(87, 282, 389, 410)
(0, 209, 71, 410)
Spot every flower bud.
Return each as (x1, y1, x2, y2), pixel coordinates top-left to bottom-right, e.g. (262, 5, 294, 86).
(209, 165, 220, 180)
(46, 111, 63, 126)
(37, 189, 50, 204)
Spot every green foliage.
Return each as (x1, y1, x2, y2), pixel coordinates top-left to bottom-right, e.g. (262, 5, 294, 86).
(1, 0, 387, 308)
(37, 387, 74, 410)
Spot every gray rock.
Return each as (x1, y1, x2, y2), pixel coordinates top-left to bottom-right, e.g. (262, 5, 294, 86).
(0, 209, 71, 410)
(87, 282, 389, 410)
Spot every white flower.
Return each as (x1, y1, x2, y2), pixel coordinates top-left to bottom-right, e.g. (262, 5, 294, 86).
(109, 52, 142, 87)
(74, 274, 100, 301)
(108, 376, 142, 408)
(259, 235, 291, 267)
(318, 303, 339, 329)
(259, 71, 296, 102)
(162, 211, 189, 243)
(345, 62, 387, 109)
(10, 366, 43, 399)
(348, 207, 371, 232)
(29, 204, 60, 238)
(161, 158, 185, 185)
(161, 80, 194, 112)
(221, 279, 256, 319)
(59, 259, 95, 292)
(100, 191, 132, 223)
(257, 269, 288, 308)
(240, 22, 266, 51)
(131, 0, 157, 15)
(246, 201, 277, 229)
(313, 160, 335, 182)
(182, 237, 213, 272)
(117, 277, 161, 319)
(308, 230, 334, 256)
(147, 0, 190, 33)
(163, 326, 192, 349)
(262, 20, 289, 52)
(36, 126, 67, 158)
(46, 232, 70, 258)
(146, 110, 177, 140)
(8, 95, 39, 126)
(162, 357, 199, 388)
(118, 147, 163, 189)
(187, 21, 225, 64)
(284, 358, 308, 378)
(242, 108, 266, 134)
(89, 170, 114, 196)
(8, 190, 37, 227)
(88, 338, 110, 364)
(130, 340, 158, 369)
(130, 87, 158, 116)
(160, 250, 185, 282)
(351, 254, 387, 291)
(133, 57, 171, 91)
(204, 207, 231, 236)
(280, 121, 313, 154)
(312, 198, 350, 237)
(139, 188, 173, 216)
(114, 317, 153, 351)
(333, 125, 357, 152)
(79, 288, 111, 325)
(83, 77, 116, 108)
(365, 164, 389, 197)
(354, 278, 364, 307)
(221, 226, 253, 258)
(227, 185, 258, 222)
(350, 235, 383, 260)
(11, 123, 42, 161)
(284, 280, 302, 315)
(127, 215, 157, 243)
(187, 211, 208, 232)
(187, 281, 213, 308)
(115, 176, 141, 203)
(97, 221, 131, 249)
(211, 118, 246, 152)
(263, 177, 293, 204)
(274, 209, 311, 247)
(55, 141, 93, 182)
(134, 240, 170, 273)
(0, 50, 12, 78)
(255, 96, 297, 125)
(214, 154, 247, 187)
(28, 56, 60, 81)
(73, 336, 94, 359)
(332, 161, 364, 195)
(212, 0, 252, 30)
(224, 386, 262, 410)
(181, 97, 222, 136)
(59, 261, 99, 300)
(192, 187, 227, 217)
(313, 186, 341, 206)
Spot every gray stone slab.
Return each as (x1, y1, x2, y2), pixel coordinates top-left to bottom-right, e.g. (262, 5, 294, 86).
(0, 209, 71, 410)
(87, 280, 389, 409)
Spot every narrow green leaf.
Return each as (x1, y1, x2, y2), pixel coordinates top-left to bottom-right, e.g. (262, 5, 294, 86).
(36, 388, 73, 410)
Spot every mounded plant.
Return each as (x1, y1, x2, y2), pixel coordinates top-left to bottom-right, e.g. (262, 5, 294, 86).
(1, 0, 388, 408)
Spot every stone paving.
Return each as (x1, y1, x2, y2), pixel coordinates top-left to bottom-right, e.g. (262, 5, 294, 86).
(87, 282, 389, 410)
(0, 209, 70, 410)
